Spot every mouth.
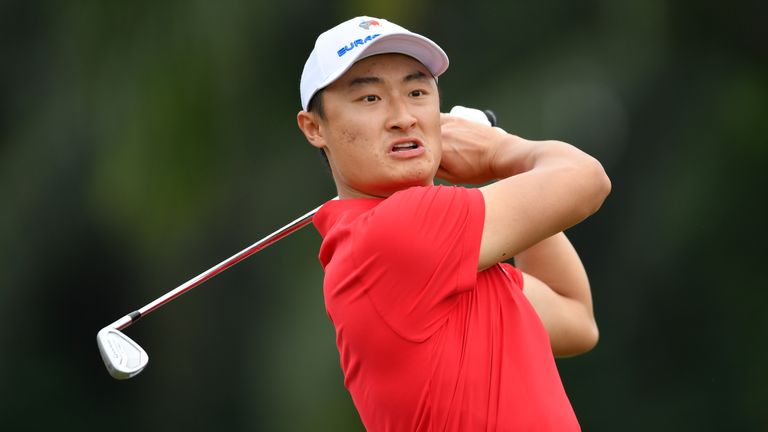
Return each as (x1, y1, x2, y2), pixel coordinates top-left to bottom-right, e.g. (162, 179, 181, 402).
(388, 139, 425, 160)
(391, 141, 420, 152)
(389, 138, 425, 157)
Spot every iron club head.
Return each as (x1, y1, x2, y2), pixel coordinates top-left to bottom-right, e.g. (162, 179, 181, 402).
(97, 327, 148, 379)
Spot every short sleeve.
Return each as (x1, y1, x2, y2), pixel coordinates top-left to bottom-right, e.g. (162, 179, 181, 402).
(351, 186, 485, 342)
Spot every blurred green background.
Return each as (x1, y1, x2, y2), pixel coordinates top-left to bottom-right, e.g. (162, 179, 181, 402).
(1, 0, 766, 430)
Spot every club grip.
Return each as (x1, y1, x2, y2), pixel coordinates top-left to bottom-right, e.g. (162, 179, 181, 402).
(483, 109, 497, 127)
(448, 106, 499, 128)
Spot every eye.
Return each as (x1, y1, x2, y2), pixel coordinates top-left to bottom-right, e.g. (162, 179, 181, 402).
(410, 89, 426, 97)
(361, 95, 379, 103)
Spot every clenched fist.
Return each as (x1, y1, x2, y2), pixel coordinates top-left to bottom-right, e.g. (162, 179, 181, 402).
(437, 113, 519, 184)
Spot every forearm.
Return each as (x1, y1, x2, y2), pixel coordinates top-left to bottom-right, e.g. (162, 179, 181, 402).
(488, 135, 612, 231)
(515, 233, 599, 356)
(514, 232, 593, 312)
(489, 135, 600, 180)
(476, 137, 611, 268)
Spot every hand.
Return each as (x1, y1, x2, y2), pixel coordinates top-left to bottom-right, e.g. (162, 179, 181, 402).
(436, 113, 510, 184)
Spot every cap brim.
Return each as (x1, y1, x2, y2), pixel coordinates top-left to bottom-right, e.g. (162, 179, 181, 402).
(313, 32, 449, 97)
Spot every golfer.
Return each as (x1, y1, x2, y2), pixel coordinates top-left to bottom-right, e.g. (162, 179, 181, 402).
(297, 16, 611, 431)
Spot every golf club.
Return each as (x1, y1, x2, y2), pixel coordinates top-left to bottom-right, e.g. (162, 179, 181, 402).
(96, 199, 331, 379)
(97, 106, 497, 380)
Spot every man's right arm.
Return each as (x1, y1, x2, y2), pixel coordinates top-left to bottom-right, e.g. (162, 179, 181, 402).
(439, 114, 610, 355)
(438, 114, 611, 268)
(478, 136, 610, 268)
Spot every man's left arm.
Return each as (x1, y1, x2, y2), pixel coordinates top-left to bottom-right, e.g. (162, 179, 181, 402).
(514, 232, 599, 357)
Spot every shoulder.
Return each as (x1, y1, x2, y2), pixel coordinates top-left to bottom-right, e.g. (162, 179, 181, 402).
(318, 186, 485, 264)
(359, 186, 485, 254)
(314, 197, 379, 238)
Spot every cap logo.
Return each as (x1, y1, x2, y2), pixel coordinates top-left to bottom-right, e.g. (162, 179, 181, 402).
(336, 33, 381, 57)
(358, 19, 381, 30)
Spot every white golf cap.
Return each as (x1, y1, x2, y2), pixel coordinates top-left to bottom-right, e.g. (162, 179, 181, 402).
(300, 16, 449, 111)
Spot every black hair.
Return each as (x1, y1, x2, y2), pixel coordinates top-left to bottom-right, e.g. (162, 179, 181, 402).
(307, 89, 325, 119)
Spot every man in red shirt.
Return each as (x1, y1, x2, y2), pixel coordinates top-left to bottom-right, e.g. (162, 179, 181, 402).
(296, 16, 611, 431)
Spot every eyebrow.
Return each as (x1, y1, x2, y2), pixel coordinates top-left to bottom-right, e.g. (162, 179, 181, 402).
(404, 71, 429, 82)
(348, 76, 382, 87)
(346, 70, 431, 88)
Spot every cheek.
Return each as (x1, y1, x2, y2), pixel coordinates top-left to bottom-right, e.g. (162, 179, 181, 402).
(340, 128, 357, 145)
(335, 129, 360, 160)
(330, 127, 365, 166)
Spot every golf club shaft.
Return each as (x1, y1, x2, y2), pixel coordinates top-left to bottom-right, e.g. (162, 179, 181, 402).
(107, 109, 498, 331)
(108, 198, 336, 330)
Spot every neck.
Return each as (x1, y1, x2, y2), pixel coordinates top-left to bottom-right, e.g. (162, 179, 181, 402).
(334, 180, 437, 200)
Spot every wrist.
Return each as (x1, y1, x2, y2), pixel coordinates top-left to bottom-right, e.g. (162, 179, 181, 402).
(488, 133, 535, 179)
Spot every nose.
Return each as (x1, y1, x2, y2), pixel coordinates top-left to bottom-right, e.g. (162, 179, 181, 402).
(386, 98, 417, 131)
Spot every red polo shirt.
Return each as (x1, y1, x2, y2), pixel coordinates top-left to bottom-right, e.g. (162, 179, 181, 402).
(313, 185, 580, 431)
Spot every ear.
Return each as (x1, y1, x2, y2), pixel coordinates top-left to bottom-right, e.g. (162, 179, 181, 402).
(296, 111, 326, 150)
